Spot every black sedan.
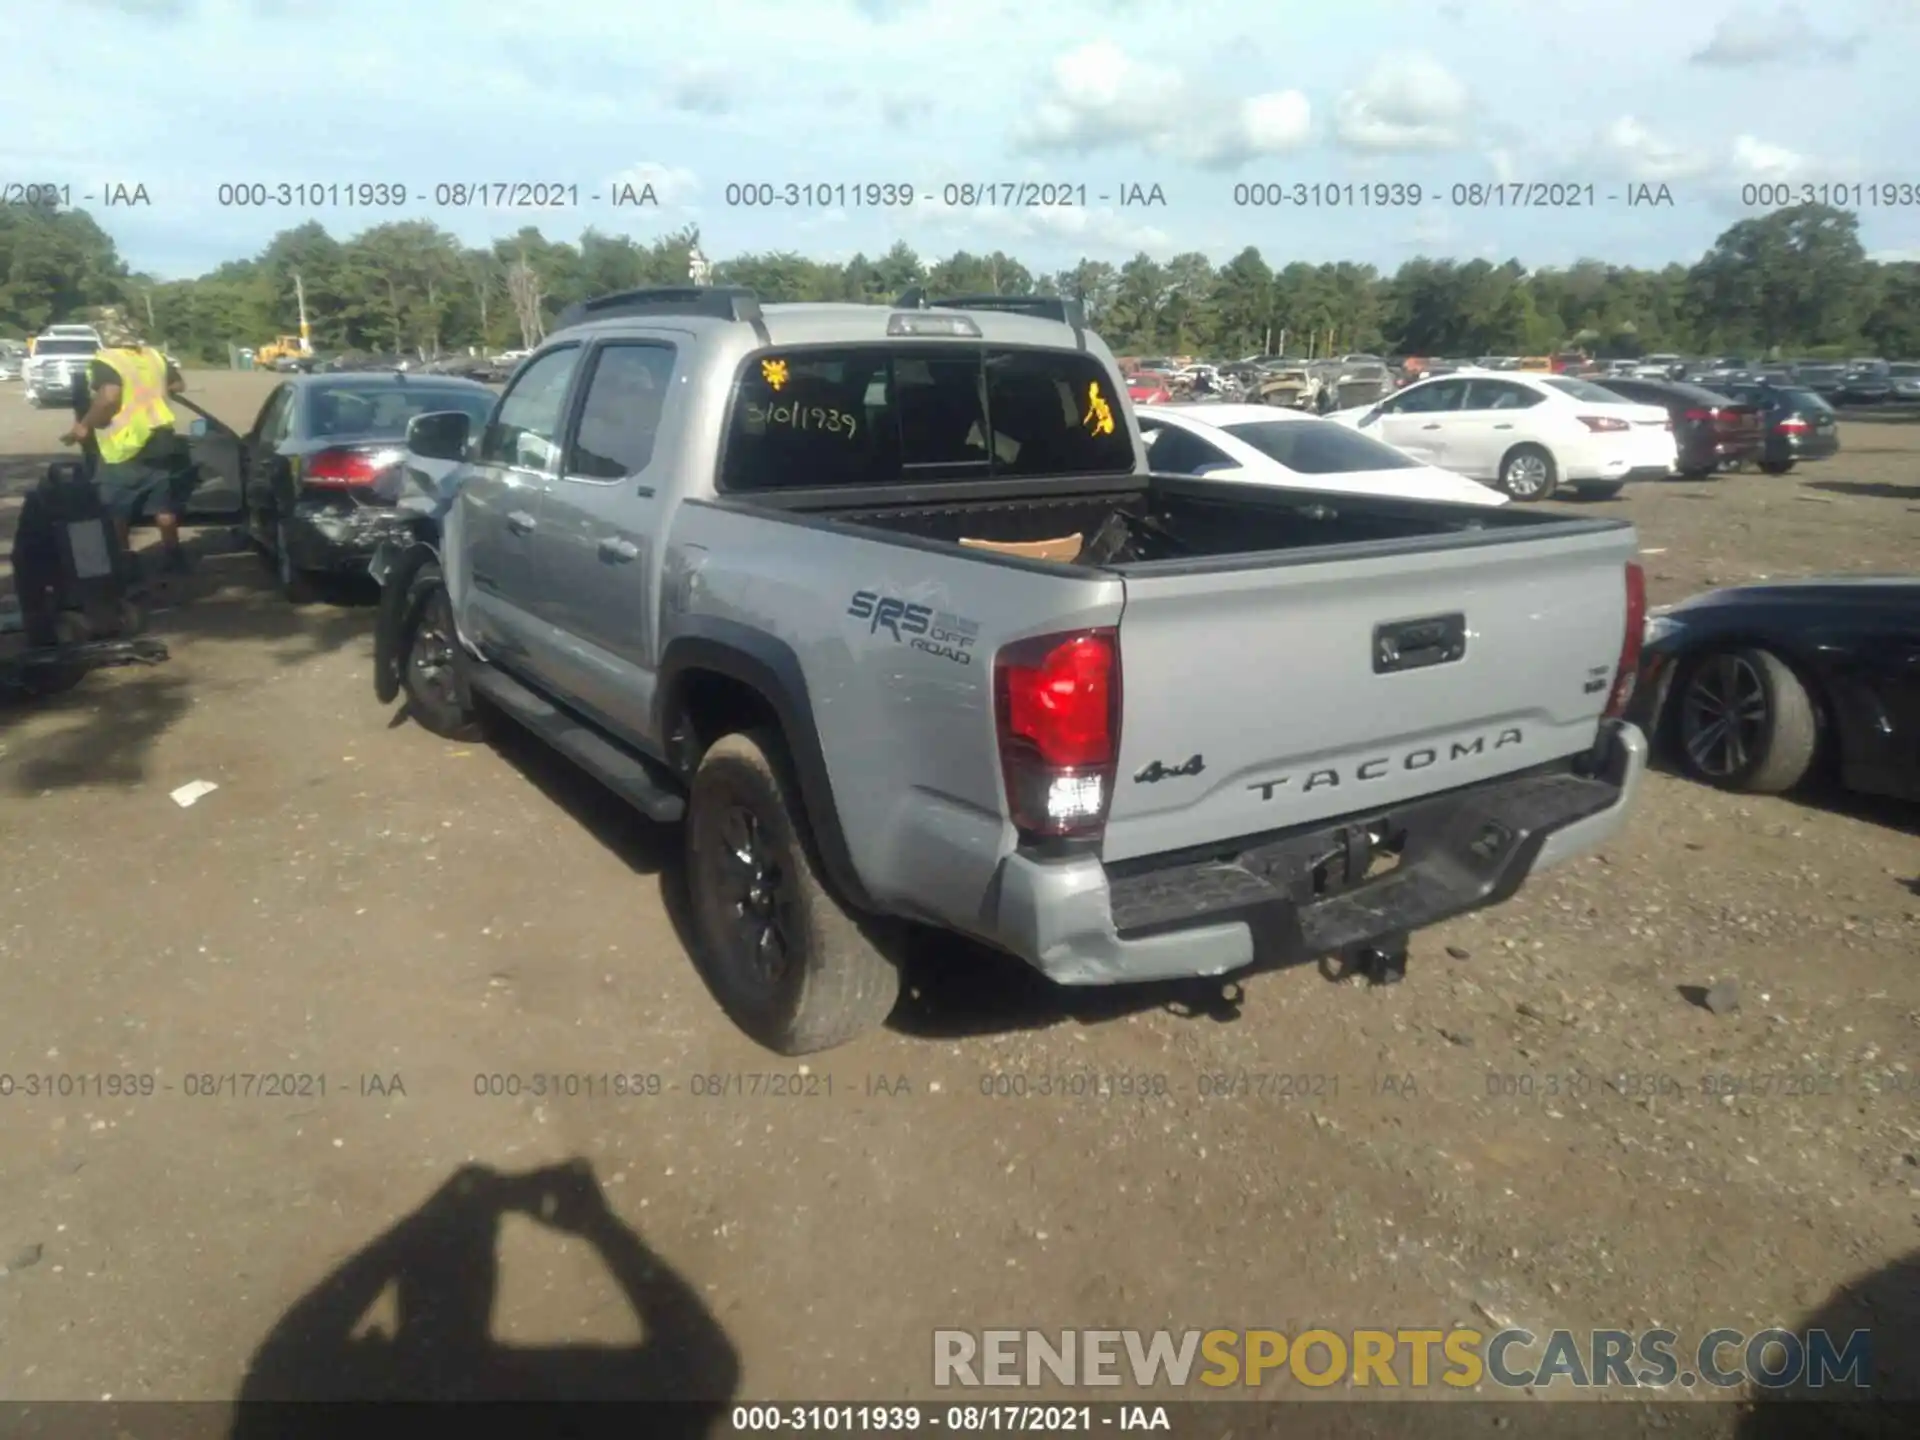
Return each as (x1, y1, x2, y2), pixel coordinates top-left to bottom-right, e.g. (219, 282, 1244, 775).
(1719, 382, 1841, 473)
(1633, 578, 1920, 801)
(1836, 368, 1892, 405)
(189, 372, 497, 602)
(1589, 376, 1763, 477)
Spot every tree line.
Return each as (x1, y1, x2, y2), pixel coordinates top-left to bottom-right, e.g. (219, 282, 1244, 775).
(1, 201, 1915, 363)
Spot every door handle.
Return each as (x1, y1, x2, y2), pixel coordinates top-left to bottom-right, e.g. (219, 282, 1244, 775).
(1421, 423, 1442, 430)
(1494, 423, 1514, 430)
(598, 536, 639, 561)
(506, 510, 538, 535)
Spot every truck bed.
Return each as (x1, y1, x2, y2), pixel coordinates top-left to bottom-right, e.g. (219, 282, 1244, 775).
(736, 472, 1638, 865)
(793, 472, 1620, 574)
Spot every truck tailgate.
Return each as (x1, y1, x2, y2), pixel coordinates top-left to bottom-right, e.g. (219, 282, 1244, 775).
(1101, 528, 1636, 863)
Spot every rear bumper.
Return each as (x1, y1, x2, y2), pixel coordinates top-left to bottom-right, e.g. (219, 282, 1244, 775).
(1769, 431, 1839, 463)
(989, 721, 1647, 985)
(283, 504, 413, 572)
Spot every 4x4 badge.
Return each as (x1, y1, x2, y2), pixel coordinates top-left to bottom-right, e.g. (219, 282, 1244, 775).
(1135, 755, 1204, 783)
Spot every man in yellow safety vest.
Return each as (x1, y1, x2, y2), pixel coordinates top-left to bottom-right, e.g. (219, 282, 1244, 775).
(62, 317, 193, 574)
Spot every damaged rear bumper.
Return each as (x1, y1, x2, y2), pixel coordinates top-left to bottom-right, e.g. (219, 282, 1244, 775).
(990, 720, 1646, 986)
(283, 504, 413, 572)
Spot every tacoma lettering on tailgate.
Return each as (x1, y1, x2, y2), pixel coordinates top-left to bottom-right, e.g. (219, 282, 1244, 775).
(1248, 727, 1525, 799)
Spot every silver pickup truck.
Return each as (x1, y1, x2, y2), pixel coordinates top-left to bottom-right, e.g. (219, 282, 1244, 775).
(377, 287, 1649, 1054)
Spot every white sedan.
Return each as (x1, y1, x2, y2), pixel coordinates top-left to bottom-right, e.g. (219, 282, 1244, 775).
(1136, 403, 1509, 506)
(1328, 371, 1676, 500)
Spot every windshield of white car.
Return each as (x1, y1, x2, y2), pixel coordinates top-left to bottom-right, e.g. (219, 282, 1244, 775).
(1222, 418, 1419, 473)
(33, 339, 98, 356)
(1540, 376, 1627, 403)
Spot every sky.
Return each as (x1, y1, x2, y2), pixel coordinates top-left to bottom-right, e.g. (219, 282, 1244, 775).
(9, 0, 1920, 280)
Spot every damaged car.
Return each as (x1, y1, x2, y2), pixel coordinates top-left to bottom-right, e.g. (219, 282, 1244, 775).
(191, 371, 497, 602)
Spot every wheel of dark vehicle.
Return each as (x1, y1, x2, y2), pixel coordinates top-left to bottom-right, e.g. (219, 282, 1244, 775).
(1497, 444, 1558, 501)
(1673, 646, 1818, 794)
(399, 566, 483, 741)
(273, 519, 319, 605)
(1759, 459, 1795, 475)
(686, 729, 899, 1055)
(1574, 481, 1626, 500)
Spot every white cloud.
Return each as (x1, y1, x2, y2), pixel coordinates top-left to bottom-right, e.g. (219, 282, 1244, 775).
(1333, 54, 1474, 152)
(1400, 213, 1460, 249)
(1592, 116, 1715, 181)
(1691, 3, 1859, 65)
(1869, 247, 1920, 262)
(1013, 40, 1309, 169)
(1726, 135, 1811, 180)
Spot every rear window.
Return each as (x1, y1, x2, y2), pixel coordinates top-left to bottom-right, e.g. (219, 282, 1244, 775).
(309, 385, 494, 438)
(720, 345, 1138, 490)
(1782, 388, 1833, 412)
(1222, 418, 1418, 473)
(1540, 377, 1625, 403)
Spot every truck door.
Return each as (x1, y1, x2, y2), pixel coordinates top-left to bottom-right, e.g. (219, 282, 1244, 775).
(524, 338, 680, 742)
(455, 343, 582, 662)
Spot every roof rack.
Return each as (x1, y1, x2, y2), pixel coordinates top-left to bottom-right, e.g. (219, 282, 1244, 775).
(555, 285, 765, 331)
(889, 290, 1087, 348)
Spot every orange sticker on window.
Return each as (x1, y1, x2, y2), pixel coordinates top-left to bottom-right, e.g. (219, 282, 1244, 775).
(1084, 380, 1115, 436)
(761, 358, 789, 391)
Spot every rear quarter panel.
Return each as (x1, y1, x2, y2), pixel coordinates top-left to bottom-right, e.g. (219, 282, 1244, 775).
(665, 501, 1124, 931)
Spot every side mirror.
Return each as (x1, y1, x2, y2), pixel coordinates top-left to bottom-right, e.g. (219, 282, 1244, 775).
(187, 417, 209, 438)
(408, 409, 472, 462)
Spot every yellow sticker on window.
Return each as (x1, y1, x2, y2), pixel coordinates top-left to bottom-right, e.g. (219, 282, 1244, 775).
(1084, 380, 1115, 436)
(761, 358, 789, 391)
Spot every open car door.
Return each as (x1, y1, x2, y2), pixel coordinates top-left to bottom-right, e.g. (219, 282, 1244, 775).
(169, 395, 246, 521)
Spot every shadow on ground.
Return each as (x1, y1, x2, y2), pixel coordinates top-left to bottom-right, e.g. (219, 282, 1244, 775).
(481, 706, 1258, 1042)
(1804, 480, 1920, 501)
(228, 1159, 738, 1437)
(1736, 1248, 1918, 1438)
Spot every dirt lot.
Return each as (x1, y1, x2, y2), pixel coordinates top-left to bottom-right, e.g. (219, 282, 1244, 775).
(0, 371, 1916, 1424)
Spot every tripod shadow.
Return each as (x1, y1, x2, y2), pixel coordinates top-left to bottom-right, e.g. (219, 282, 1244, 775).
(230, 1159, 739, 1438)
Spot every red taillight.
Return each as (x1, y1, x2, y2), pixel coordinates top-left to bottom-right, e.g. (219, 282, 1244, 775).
(1682, 407, 1713, 422)
(1578, 415, 1630, 432)
(1604, 561, 1646, 720)
(303, 447, 401, 487)
(1775, 417, 1808, 434)
(995, 629, 1120, 840)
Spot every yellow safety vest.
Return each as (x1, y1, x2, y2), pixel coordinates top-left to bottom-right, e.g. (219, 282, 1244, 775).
(93, 347, 177, 463)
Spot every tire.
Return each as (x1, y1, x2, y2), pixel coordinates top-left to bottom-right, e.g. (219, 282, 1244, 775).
(1760, 459, 1795, 475)
(686, 728, 899, 1055)
(272, 518, 320, 604)
(1497, 444, 1558, 501)
(1575, 481, 1626, 500)
(398, 564, 483, 740)
(1672, 646, 1818, 794)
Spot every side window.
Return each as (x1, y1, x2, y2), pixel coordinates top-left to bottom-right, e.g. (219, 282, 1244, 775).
(1144, 425, 1232, 475)
(1393, 379, 1468, 413)
(565, 342, 678, 481)
(479, 346, 581, 471)
(1465, 380, 1543, 411)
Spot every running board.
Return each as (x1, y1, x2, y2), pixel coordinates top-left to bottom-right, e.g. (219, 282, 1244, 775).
(467, 664, 687, 823)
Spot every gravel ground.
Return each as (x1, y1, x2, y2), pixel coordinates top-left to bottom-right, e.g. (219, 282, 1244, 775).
(0, 373, 1915, 1427)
